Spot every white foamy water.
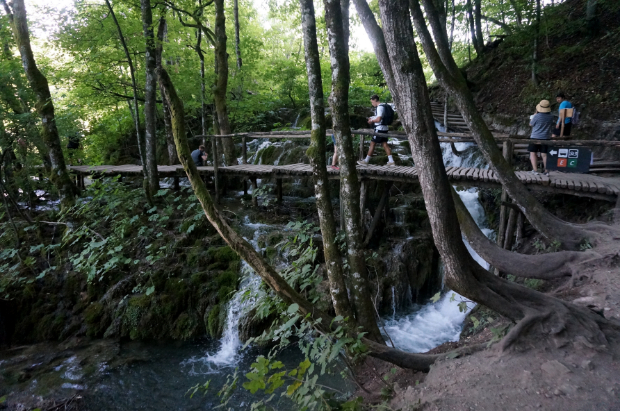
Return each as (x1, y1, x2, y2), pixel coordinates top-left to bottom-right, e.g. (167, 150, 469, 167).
(384, 138, 492, 353)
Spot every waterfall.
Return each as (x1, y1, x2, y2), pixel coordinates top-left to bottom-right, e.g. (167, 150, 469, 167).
(383, 128, 493, 353)
(391, 286, 396, 318)
(199, 218, 269, 367)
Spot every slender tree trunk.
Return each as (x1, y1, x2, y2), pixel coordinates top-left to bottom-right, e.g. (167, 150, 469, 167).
(586, 0, 598, 35)
(156, 15, 178, 165)
(509, 0, 523, 27)
(410, 0, 593, 249)
(140, 0, 160, 196)
(466, 0, 481, 55)
(213, 0, 237, 166)
(379, 0, 618, 353)
(531, 0, 541, 86)
(299, 0, 354, 320)
(234, 0, 242, 69)
(104, 0, 148, 179)
(351, 0, 398, 96)
(158, 64, 444, 371)
(340, 0, 350, 55)
(3, 0, 75, 209)
(474, 0, 484, 51)
(323, 0, 383, 344)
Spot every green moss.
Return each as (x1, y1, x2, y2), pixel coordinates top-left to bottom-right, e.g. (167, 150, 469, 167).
(265, 246, 277, 261)
(128, 294, 151, 309)
(254, 145, 278, 165)
(218, 286, 234, 302)
(216, 271, 238, 288)
(172, 312, 196, 340)
(191, 271, 210, 284)
(206, 305, 221, 338)
(266, 232, 283, 246)
(207, 261, 228, 271)
(84, 302, 104, 324)
(214, 246, 240, 263)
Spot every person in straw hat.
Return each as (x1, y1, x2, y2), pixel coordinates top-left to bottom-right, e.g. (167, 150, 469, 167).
(528, 99, 555, 175)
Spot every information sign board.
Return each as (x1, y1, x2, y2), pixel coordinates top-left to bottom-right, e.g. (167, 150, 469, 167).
(545, 146, 591, 173)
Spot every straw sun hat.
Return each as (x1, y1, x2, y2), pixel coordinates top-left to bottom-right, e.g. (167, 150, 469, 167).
(536, 99, 551, 113)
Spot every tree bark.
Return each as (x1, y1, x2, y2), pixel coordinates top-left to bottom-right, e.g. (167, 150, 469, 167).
(156, 15, 178, 165)
(509, 0, 523, 27)
(4, 0, 76, 209)
(379, 0, 618, 353)
(213, 0, 237, 166)
(410, 0, 593, 250)
(474, 0, 484, 51)
(104, 0, 148, 183)
(140, 0, 160, 196)
(351, 0, 397, 96)
(323, 0, 383, 343)
(531, 0, 541, 86)
(233, 0, 242, 69)
(466, 0, 481, 55)
(299, 0, 354, 321)
(482, 14, 513, 35)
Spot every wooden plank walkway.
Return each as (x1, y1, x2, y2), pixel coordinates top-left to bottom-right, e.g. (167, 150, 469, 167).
(69, 163, 620, 202)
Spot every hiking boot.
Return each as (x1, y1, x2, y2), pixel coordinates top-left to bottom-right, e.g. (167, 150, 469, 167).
(357, 160, 369, 166)
(386, 161, 396, 167)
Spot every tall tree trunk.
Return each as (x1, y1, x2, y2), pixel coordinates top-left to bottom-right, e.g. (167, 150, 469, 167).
(509, 0, 523, 26)
(586, 0, 598, 35)
(299, 0, 354, 320)
(156, 15, 178, 165)
(340, 0, 350, 55)
(233, 0, 242, 69)
(466, 0, 481, 55)
(104, 0, 148, 181)
(474, 0, 484, 51)
(379, 0, 617, 353)
(410, 0, 594, 249)
(213, 0, 237, 166)
(3, 0, 75, 209)
(158, 64, 444, 371)
(323, 0, 383, 344)
(531, 0, 540, 85)
(140, 0, 160, 196)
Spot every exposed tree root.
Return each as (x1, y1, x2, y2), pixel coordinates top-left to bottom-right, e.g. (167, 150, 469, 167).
(453, 189, 612, 281)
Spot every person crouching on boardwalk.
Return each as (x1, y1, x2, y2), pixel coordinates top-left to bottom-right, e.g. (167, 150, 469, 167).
(357, 95, 395, 167)
(528, 100, 555, 176)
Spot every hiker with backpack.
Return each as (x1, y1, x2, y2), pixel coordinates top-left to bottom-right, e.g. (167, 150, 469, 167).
(552, 92, 574, 138)
(357, 95, 395, 167)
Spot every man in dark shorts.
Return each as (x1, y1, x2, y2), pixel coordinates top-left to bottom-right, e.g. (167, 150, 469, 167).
(528, 99, 555, 175)
(191, 145, 208, 167)
(357, 95, 395, 167)
(551, 92, 573, 138)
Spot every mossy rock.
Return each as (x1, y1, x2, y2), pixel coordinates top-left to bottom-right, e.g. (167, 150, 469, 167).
(227, 260, 241, 273)
(218, 286, 234, 302)
(216, 271, 238, 288)
(266, 231, 283, 246)
(264, 246, 277, 261)
(207, 246, 240, 264)
(172, 312, 198, 340)
(128, 294, 151, 310)
(254, 145, 279, 165)
(207, 261, 229, 271)
(206, 305, 222, 339)
(191, 271, 210, 284)
(84, 302, 104, 325)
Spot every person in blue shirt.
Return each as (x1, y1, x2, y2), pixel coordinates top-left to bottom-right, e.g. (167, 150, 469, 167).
(191, 145, 208, 167)
(552, 92, 573, 138)
(528, 100, 555, 175)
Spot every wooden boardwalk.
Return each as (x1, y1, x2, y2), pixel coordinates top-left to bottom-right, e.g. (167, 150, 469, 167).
(69, 163, 620, 202)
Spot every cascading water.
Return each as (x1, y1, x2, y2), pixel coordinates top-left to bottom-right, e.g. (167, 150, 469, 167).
(383, 130, 492, 353)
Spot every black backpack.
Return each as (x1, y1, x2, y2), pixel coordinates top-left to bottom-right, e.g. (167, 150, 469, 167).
(380, 103, 394, 126)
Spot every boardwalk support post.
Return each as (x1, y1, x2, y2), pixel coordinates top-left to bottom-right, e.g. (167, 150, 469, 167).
(358, 134, 365, 160)
(363, 181, 392, 247)
(360, 179, 368, 227)
(242, 135, 248, 195)
(251, 177, 258, 207)
(174, 175, 180, 190)
(212, 136, 220, 203)
(496, 140, 514, 250)
(276, 178, 283, 204)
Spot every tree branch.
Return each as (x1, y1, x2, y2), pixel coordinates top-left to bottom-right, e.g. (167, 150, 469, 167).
(481, 14, 513, 35)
